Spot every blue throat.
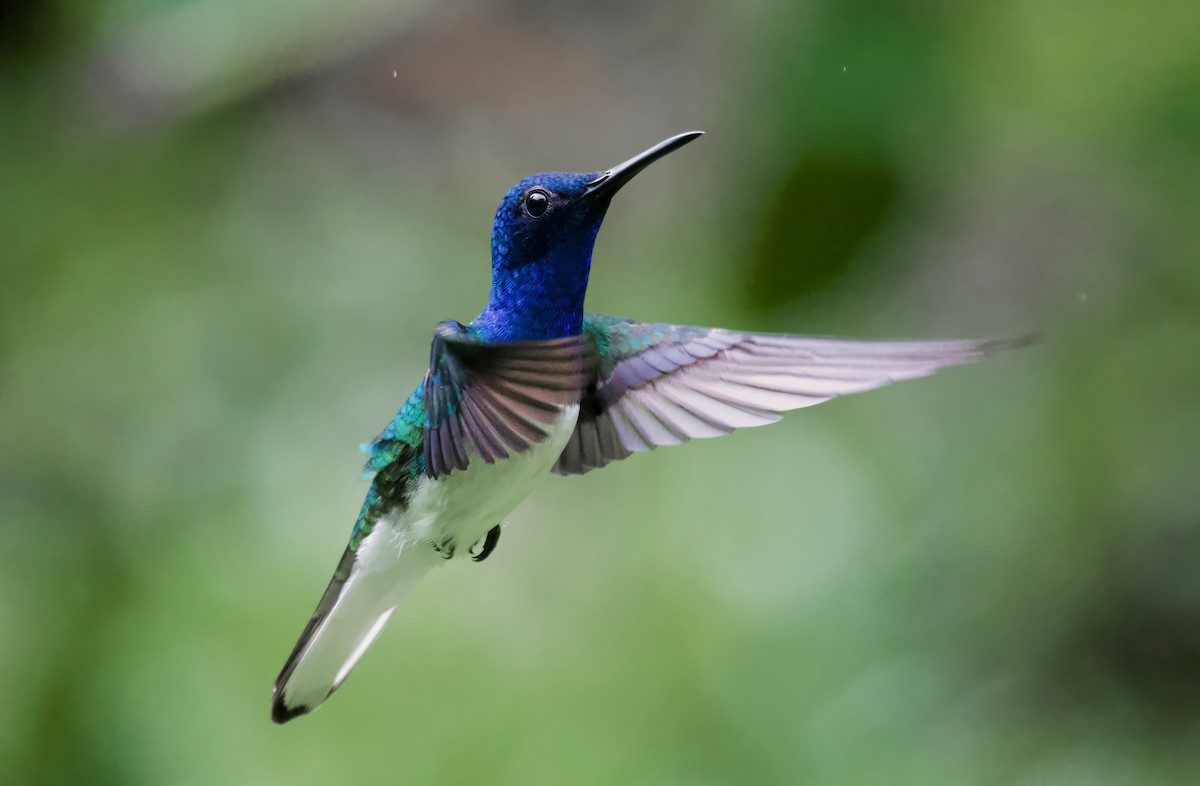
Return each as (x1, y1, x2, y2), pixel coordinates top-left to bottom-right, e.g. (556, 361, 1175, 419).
(475, 254, 593, 341)
(474, 198, 607, 341)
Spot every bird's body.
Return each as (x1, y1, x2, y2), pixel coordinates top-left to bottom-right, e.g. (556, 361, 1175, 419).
(273, 388, 577, 718)
(271, 132, 1026, 723)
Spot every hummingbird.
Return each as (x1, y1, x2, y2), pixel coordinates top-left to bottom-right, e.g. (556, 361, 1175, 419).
(271, 131, 1024, 723)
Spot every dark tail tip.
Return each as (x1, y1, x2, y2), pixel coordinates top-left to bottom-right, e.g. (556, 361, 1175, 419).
(271, 692, 311, 725)
(978, 332, 1041, 357)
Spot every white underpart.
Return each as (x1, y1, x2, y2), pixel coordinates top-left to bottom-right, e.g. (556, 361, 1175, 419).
(333, 607, 393, 687)
(279, 404, 580, 713)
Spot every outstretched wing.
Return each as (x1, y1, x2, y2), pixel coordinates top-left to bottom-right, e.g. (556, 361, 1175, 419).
(423, 321, 584, 479)
(553, 314, 1028, 475)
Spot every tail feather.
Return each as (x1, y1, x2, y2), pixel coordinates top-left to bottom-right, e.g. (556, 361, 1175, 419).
(271, 541, 433, 724)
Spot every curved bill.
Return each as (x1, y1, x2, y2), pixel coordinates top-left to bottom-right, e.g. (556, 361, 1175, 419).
(584, 131, 704, 198)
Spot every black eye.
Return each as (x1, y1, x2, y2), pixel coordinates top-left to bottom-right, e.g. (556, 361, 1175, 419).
(523, 189, 550, 218)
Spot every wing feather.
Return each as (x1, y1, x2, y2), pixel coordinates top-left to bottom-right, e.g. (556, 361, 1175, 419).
(553, 316, 1028, 475)
(423, 321, 583, 478)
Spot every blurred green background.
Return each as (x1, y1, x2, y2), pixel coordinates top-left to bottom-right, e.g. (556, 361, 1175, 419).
(2, 1, 1199, 784)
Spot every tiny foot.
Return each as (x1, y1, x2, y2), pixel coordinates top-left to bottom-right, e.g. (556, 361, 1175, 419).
(469, 525, 502, 563)
(432, 537, 456, 560)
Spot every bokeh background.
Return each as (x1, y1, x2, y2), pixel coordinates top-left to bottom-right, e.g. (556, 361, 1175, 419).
(3, 1, 1199, 784)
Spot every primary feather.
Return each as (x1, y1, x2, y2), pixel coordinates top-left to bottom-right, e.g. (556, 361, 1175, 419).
(553, 315, 1030, 475)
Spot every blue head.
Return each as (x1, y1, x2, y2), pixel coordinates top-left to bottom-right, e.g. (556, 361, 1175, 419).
(475, 131, 704, 341)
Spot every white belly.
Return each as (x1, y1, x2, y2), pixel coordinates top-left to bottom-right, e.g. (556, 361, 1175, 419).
(358, 404, 580, 574)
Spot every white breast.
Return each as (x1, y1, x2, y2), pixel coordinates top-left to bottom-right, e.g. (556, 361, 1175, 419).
(358, 404, 580, 574)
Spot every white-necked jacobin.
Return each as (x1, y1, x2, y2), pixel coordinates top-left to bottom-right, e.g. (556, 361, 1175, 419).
(272, 131, 1025, 723)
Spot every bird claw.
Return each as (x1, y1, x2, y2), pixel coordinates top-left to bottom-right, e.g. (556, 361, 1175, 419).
(469, 524, 502, 563)
(432, 537, 456, 560)
(431, 525, 500, 562)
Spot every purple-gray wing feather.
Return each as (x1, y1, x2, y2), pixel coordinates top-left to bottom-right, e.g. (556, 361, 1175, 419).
(424, 321, 583, 479)
(553, 315, 1028, 475)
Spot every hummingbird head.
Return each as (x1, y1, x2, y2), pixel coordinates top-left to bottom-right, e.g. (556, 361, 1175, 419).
(480, 131, 704, 341)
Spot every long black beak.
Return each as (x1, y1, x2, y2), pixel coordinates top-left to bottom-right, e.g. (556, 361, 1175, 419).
(584, 131, 704, 198)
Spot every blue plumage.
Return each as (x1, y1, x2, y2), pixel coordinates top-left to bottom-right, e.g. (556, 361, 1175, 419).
(476, 172, 609, 341)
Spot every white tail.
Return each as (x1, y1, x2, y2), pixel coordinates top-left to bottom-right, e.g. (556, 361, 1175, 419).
(272, 541, 435, 723)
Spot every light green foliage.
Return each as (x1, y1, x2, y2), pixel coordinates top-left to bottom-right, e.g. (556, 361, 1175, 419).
(2, 1, 1198, 785)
